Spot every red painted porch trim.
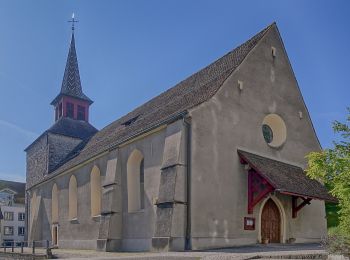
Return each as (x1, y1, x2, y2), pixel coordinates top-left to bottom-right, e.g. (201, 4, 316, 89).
(292, 196, 312, 218)
(247, 169, 274, 214)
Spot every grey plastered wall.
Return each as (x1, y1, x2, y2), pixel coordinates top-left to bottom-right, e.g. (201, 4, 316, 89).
(188, 25, 327, 250)
(119, 127, 167, 251)
(27, 126, 168, 251)
(27, 151, 113, 249)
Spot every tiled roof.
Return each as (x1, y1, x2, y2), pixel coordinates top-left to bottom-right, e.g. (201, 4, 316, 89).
(51, 33, 93, 105)
(48, 117, 97, 140)
(25, 117, 97, 152)
(237, 150, 336, 202)
(33, 23, 274, 186)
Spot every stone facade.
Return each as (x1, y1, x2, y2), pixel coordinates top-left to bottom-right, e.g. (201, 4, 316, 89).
(26, 24, 331, 252)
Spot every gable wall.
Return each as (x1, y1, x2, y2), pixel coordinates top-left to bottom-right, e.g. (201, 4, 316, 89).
(188, 25, 326, 249)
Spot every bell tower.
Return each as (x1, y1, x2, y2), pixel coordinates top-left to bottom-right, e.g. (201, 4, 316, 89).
(51, 14, 93, 122)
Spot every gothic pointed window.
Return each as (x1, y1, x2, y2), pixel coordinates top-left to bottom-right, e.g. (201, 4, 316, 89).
(52, 184, 59, 223)
(69, 175, 78, 220)
(127, 150, 145, 212)
(90, 166, 101, 217)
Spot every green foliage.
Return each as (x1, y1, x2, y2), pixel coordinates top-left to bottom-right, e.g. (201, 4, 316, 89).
(306, 108, 350, 234)
(325, 202, 340, 228)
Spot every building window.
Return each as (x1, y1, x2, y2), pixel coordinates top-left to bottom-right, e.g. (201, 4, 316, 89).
(69, 175, 78, 220)
(4, 226, 14, 235)
(18, 212, 25, 221)
(127, 149, 145, 212)
(59, 103, 63, 118)
(66, 102, 74, 118)
(77, 105, 86, 121)
(18, 227, 25, 236)
(4, 212, 14, 221)
(52, 184, 59, 223)
(140, 159, 145, 210)
(90, 166, 101, 217)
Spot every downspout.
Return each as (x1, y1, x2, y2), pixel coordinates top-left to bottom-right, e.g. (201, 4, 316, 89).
(183, 116, 192, 250)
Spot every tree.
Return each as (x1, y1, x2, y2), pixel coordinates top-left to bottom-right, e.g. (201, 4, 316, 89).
(306, 108, 350, 234)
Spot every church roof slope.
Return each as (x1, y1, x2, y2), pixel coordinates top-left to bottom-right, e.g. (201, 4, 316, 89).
(25, 117, 98, 152)
(237, 150, 336, 202)
(35, 23, 274, 185)
(51, 33, 93, 105)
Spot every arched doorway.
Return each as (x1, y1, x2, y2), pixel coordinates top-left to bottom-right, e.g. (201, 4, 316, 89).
(261, 199, 281, 243)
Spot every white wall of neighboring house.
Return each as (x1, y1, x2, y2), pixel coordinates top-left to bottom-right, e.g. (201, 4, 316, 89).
(0, 205, 26, 246)
(0, 187, 26, 247)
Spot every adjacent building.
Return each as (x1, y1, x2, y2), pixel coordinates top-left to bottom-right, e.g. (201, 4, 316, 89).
(0, 180, 26, 246)
(25, 22, 335, 252)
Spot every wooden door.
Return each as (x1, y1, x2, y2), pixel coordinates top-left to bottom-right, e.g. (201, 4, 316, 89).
(261, 199, 280, 243)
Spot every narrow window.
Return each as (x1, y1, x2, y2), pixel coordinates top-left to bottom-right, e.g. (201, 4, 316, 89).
(18, 227, 25, 236)
(77, 105, 86, 121)
(69, 175, 78, 220)
(66, 102, 74, 118)
(58, 103, 63, 118)
(52, 183, 59, 223)
(90, 166, 101, 217)
(55, 106, 59, 121)
(140, 159, 145, 210)
(127, 149, 144, 212)
(18, 213, 25, 221)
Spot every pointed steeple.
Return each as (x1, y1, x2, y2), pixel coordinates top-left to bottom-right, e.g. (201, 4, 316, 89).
(51, 32, 92, 106)
(51, 15, 93, 123)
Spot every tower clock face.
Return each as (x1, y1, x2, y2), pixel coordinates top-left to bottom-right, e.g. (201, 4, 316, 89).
(262, 124, 273, 144)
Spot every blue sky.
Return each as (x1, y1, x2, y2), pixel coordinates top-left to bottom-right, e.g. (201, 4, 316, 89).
(0, 0, 349, 182)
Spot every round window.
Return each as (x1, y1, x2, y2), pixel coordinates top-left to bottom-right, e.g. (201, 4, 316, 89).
(262, 114, 287, 148)
(262, 124, 273, 144)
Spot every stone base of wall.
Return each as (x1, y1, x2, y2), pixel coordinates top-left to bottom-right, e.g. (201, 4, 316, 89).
(96, 238, 122, 252)
(190, 237, 257, 250)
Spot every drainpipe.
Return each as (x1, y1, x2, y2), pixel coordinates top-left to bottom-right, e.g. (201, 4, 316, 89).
(183, 116, 192, 250)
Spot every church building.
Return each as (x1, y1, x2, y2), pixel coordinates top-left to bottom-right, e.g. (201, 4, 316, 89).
(25, 22, 335, 252)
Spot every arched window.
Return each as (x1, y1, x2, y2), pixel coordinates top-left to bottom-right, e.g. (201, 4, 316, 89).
(90, 166, 101, 217)
(69, 175, 78, 220)
(127, 149, 145, 212)
(52, 184, 59, 223)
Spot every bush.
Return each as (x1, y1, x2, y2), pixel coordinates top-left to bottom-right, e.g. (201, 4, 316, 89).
(323, 227, 350, 257)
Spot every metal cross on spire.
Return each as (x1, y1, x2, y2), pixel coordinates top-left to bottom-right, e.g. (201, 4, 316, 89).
(68, 13, 78, 32)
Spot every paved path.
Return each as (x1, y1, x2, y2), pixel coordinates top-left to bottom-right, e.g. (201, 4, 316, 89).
(4, 243, 326, 259)
(48, 243, 327, 259)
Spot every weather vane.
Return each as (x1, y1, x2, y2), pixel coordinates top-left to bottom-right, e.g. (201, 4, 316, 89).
(68, 13, 78, 31)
